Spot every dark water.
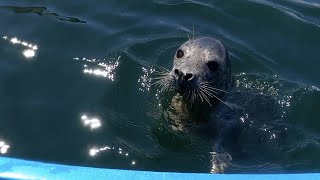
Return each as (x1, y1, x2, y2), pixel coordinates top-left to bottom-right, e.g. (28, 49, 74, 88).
(0, 0, 320, 174)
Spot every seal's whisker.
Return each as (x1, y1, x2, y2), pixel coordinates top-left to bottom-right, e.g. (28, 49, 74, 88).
(212, 94, 233, 109)
(151, 79, 167, 86)
(206, 87, 228, 93)
(196, 88, 204, 103)
(153, 72, 170, 78)
(151, 82, 162, 87)
(152, 69, 170, 79)
(203, 94, 212, 107)
(154, 69, 170, 74)
(152, 42, 181, 64)
(160, 83, 170, 93)
(161, 86, 169, 93)
(157, 66, 171, 72)
(194, 89, 201, 100)
(153, 73, 170, 77)
(209, 41, 218, 52)
(186, 33, 191, 41)
(195, 89, 200, 102)
(187, 90, 191, 100)
(153, 76, 171, 93)
(152, 73, 174, 90)
(153, 76, 168, 82)
(183, 90, 189, 99)
(192, 90, 196, 104)
(199, 87, 218, 98)
(195, 89, 199, 103)
(200, 87, 221, 104)
(199, 89, 212, 107)
(200, 84, 219, 94)
(158, 83, 166, 91)
(192, 26, 195, 43)
(167, 82, 174, 91)
(200, 86, 219, 94)
(153, 76, 169, 80)
(160, 82, 171, 92)
(200, 82, 229, 93)
(200, 87, 233, 109)
(152, 79, 167, 85)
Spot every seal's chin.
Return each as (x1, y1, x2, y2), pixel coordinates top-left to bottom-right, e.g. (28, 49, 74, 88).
(175, 88, 185, 94)
(174, 86, 189, 95)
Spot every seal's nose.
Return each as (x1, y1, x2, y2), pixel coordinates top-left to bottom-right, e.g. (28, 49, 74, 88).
(174, 69, 181, 78)
(174, 69, 194, 81)
(173, 68, 195, 93)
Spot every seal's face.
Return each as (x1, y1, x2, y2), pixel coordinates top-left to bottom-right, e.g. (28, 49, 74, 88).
(169, 37, 231, 105)
(154, 37, 232, 106)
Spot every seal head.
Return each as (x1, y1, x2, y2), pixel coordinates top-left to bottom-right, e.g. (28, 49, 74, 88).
(169, 37, 232, 106)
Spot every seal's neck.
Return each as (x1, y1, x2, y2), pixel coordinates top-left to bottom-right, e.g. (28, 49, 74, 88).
(170, 94, 218, 124)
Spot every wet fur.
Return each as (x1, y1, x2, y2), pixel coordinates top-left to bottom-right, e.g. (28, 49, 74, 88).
(154, 37, 238, 173)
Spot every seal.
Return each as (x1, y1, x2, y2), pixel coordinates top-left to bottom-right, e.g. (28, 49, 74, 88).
(153, 37, 237, 173)
(155, 37, 233, 125)
(153, 37, 236, 173)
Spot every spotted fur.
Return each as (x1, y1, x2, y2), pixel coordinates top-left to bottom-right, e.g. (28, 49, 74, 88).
(169, 37, 232, 106)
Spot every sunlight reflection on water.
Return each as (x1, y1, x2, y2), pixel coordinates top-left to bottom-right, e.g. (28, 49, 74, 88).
(73, 56, 120, 81)
(235, 72, 294, 119)
(81, 114, 102, 130)
(0, 141, 10, 154)
(88, 145, 136, 166)
(138, 66, 155, 92)
(3, 36, 38, 59)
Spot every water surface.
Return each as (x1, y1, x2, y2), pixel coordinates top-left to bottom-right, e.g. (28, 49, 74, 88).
(0, 0, 320, 173)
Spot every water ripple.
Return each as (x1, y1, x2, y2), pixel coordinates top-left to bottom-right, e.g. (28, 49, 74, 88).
(1, 6, 86, 23)
(249, 0, 320, 28)
(292, 0, 320, 8)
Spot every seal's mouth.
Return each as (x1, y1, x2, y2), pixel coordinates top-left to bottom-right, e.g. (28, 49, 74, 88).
(174, 81, 191, 95)
(175, 88, 186, 95)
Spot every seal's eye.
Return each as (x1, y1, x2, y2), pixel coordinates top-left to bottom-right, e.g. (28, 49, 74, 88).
(176, 49, 184, 58)
(207, 61, 219, 71)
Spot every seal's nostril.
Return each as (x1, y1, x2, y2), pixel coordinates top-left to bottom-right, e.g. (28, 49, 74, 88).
(184, 73, 193, 81)
(174, 69, 180, 76)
